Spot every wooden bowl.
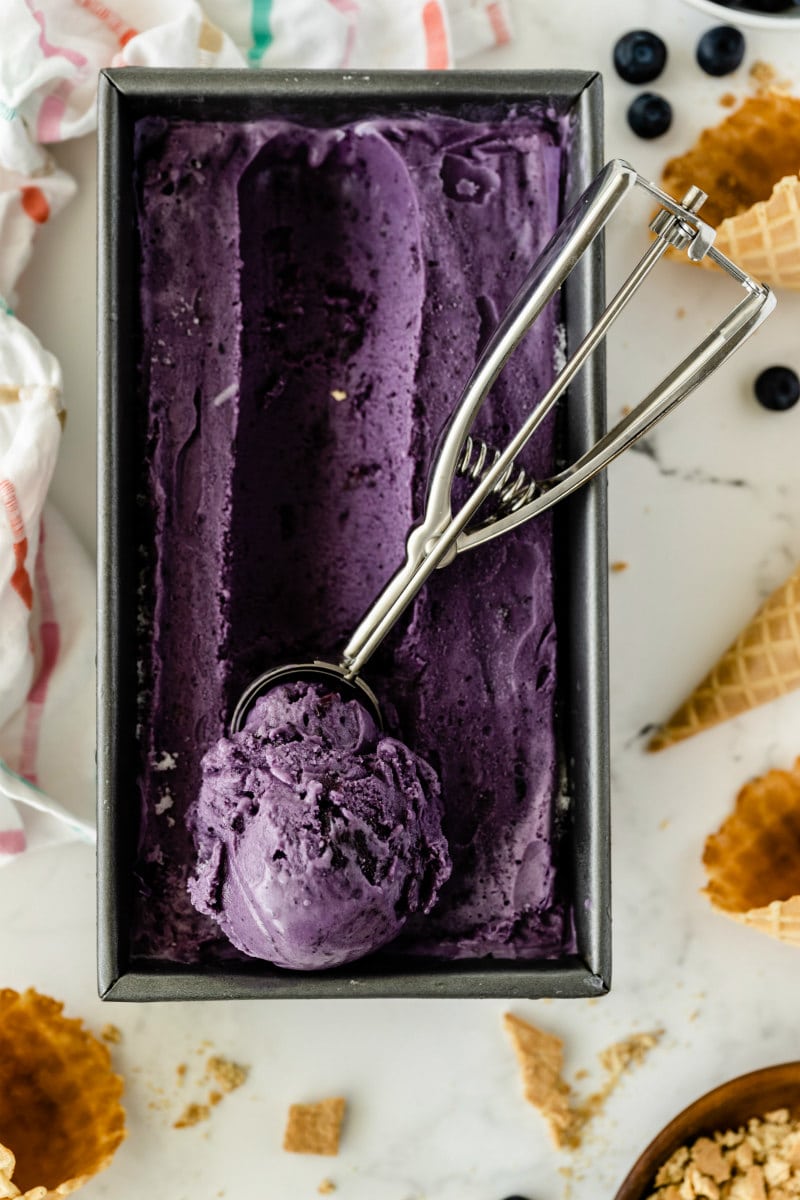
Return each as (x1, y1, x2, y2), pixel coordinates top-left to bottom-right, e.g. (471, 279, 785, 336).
(615, 1062, 800, 1200)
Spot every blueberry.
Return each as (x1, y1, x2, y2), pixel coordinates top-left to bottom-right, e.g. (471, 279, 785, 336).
(754, 366, 800, 411)
(696, 25, 746, 76)
(613, 30, 668, 84)
(627, 93, 673, 139)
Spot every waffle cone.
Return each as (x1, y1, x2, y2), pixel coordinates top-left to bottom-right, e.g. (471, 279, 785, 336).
(703, 758, 800, 946)
(0, 990, 126, 1198)
(648, 563, 800, 751)
(661, 91, 800, 290)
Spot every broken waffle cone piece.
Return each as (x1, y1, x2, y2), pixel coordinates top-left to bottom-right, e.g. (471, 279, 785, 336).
(648, 563, 800, 751)
(0, 990, 126, 1197)
(703, 757, 800, 945)
(661, 91, 800, 290)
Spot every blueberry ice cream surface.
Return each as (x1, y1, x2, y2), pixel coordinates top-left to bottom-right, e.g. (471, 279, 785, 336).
(133, 106, 574, 965)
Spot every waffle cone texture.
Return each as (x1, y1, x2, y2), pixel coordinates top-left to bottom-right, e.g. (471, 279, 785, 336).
(703, 758, 800, 946)
(648, 564, 800, 751)
(0, 990, 125, 1197)
(661, 91, 800, 290)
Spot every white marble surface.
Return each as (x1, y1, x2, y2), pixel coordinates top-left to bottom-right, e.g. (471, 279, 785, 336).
(6, 0, 800, 1197)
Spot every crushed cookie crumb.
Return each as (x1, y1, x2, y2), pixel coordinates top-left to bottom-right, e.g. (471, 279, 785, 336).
(284, 1098, 347, 1156)
(751, 60, 774, 83)
(174, 1102, 211, 1129)
(101, 1024, 122, 1044)
(206, 1055, 249, 1094)
(749, 61, 776, 91)
(318, 1181, 336, 1195)
(647, 1110, 800, 1199)
(599, 1031, 662, 1076)
(749, 60, 791, 95)
(570, 1031, 663, 1142)
(611, 561, 629, 573)
(169, 1054, 249, 1130)
(504, 1013, 663, 1151)
(676, 307, 686, 319)
(330, 389, 348, 402)
(503, 1013, 573, 1147)
(719, 93, 737, 109)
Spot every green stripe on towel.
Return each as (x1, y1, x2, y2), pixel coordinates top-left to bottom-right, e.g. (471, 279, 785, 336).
(248, 0, 274, 64)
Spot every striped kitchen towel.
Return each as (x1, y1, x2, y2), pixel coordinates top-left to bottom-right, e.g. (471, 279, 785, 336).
(0, 0, 513, 861)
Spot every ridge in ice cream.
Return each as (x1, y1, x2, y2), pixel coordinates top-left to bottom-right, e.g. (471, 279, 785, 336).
(133, 104, 574, 968)
(189, 682, 451, 970)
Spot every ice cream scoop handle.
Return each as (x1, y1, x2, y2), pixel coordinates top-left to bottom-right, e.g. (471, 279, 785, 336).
(341, 169, 695, 678)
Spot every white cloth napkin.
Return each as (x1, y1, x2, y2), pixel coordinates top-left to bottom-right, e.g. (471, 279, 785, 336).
(0, 0, 512, 860)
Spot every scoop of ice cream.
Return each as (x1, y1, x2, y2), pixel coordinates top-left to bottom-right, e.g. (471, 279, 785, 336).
(187, 682, 451, 970)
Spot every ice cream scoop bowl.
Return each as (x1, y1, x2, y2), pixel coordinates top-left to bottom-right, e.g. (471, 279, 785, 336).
(231, 660, 383, 732)
(231, 158, 775, 734)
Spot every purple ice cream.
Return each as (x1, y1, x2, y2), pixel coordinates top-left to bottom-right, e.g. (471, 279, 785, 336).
(133, 106, 571, 965)
(188, 682, 450, 970)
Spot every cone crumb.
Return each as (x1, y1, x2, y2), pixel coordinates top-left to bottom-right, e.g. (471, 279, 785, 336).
(101, 1024, 122, 1045)
(283, 1098, 347, 1156)
(719, 93, 737, 108)
(646, 1109, 800, 1199)
(504, 1013, 663, 1150)
(174, 1103, 211, 1129)
(176, 1063, 187, 1084)
(318, 1181, 337, 1195)
(611, 561, 629, 573)
(703, 757, 800, 944)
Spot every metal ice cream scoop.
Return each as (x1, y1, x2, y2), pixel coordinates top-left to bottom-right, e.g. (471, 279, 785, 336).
(231, 158, 775, 733)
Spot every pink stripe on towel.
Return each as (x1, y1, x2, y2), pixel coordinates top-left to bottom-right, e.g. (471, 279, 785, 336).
(325, 0, 358, 68)
(27, 1, 89, 66)
(422, 1, 448, 69)
(0, 830, 26, 856)
(0, 479, 34, 611)
(19, 520, 61, 786)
